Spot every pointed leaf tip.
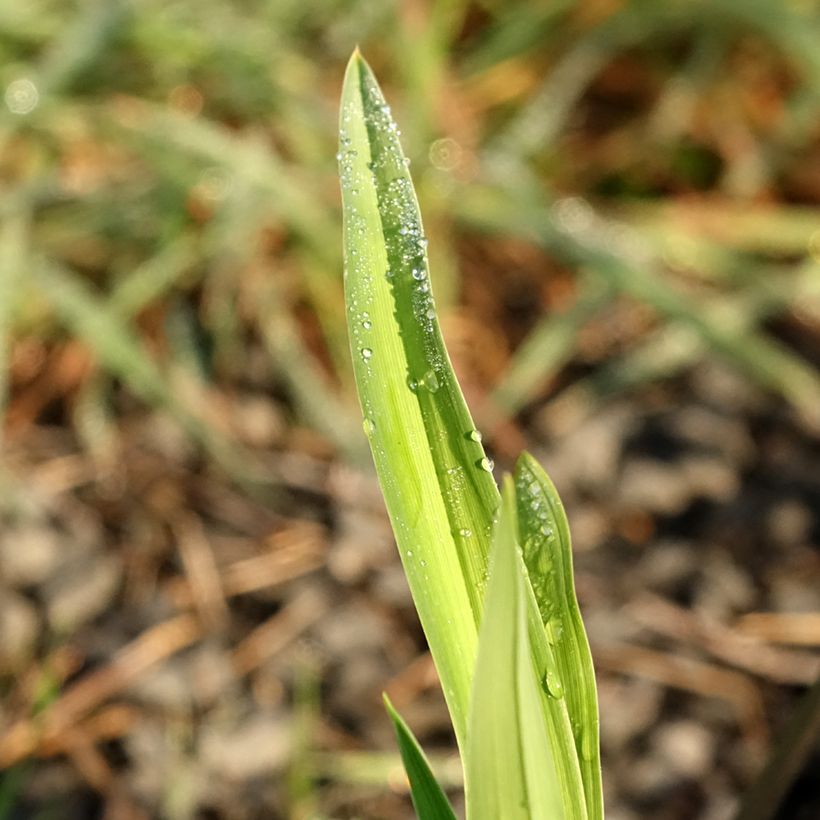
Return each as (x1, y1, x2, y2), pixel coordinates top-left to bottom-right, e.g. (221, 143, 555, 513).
(384, 694, 458, 820)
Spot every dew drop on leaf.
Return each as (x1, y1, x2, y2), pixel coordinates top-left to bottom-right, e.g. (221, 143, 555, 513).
(360, 347, 373, 361)
(478, 457, 494, 472)
(545, 618, 562, 645)
(544, 668, 565, 699)
(418, 369, 440, 393)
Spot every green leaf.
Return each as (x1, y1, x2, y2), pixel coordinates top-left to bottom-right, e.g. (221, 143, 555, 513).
(516, 453, 603, 820)
(339, 48, 498, 747)
(466, 476, 565, 820)
(384, 695, 458, 820)
(339, 53, 589, 820)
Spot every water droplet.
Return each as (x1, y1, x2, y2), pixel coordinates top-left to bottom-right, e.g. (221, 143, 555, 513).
(478, 457, 494, 473)
(406, 376, 418, 392)
(411, 268, 425, 280)
(544, 669, 564, 699)
(545, 618, 563, 646)
(459, 528, 472, 538)
(362, 417, 376, 437)
(360, 347, 373, 362)
(362, 319, 372, 330)
(418, 370, 440, 393)
(468, 429, 483, 443)
(419, 237, 429, 249)
(405, 550, 413, 557)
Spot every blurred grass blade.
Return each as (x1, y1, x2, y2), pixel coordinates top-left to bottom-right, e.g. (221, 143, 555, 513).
(491, 278, 610, 416)
(0, 211, 30, 448)
(339, 49, 499, 746)
(108, 235, 198, 318)
(466, 477, 564, 820)
(516, 453, 602, 820)
(457, 185, 820, 427)
(384, 695, 458, 820)
(34, 259, 265, 488)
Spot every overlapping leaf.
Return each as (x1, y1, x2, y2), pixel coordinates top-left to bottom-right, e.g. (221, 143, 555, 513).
(516, 453, 602, 819)
(384, 695, 458, 820)
(466, 478, 564, 820)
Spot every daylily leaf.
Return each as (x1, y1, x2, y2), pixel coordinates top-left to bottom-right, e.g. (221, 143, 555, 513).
(466, 476, 565, 820)
(340, 48, 498, 746)
(516, 452, 603, 820)
(384, 694, 458, 820)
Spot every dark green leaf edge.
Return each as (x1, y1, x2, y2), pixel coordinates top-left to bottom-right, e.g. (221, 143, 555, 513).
(384, 694, 459, 820)
(515, 451, 602, 820)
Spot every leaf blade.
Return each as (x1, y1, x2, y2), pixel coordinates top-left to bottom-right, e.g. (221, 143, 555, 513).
(466, 476, 565, 820)
(516, 452, 603, 820)
(384, 695, 458, 820)
(339, 49, 498, 746)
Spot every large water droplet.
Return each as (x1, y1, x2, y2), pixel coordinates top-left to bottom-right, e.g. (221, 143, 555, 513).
(418, 369, 440, 393)
(545, 618, 563, 646)
(468, 429, 483, 443)
(360, 347, 373, 362)
(459, 528, 472, 538)
(411, 268, 425, 281)
(362, 417, 376, 437)
(544, 668, 564, 699)
(478, 457, 494, 472)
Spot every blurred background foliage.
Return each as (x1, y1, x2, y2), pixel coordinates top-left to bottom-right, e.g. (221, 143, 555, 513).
(0, 0, 819, 818)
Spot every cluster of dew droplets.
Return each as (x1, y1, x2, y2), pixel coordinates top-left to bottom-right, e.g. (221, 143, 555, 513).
(338, 102, 379, 371)
(514, 468, 566, 700)
(357, 68, 445, 395)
